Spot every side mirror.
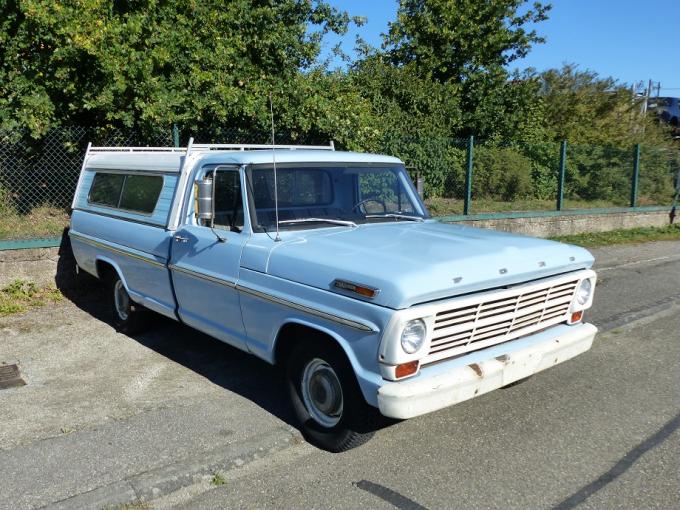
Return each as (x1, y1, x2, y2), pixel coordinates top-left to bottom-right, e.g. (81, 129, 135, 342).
(195, 175, 214, 226)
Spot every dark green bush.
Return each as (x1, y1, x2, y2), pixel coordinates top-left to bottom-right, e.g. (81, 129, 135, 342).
(472, 146, 533, 200)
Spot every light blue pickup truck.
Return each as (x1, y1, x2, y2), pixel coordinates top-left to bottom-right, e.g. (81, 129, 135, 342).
(70, 141, 597, 451)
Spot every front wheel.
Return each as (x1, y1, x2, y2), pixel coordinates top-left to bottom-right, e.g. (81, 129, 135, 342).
(286, 341, 376, 452)
(109, 274, 149, 334)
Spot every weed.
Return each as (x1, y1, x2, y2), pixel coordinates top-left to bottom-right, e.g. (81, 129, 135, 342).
(426, 197, 631, 216)
(104, 502, 151, 510)
(211, 472, 227, 486)
(0, 302, 25, 315)
(0, 204, 69, 240)
(0, 279, 63, 316)
(551, 224, 680, 248)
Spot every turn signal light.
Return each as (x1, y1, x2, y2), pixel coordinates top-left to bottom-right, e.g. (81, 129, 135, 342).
(395, 360, 419, 379)
(570, 310, 583, 323)
(333, 279, 379, 298)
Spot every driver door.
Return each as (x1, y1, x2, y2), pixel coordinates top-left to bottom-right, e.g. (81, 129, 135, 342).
(169, 166, 249, 350)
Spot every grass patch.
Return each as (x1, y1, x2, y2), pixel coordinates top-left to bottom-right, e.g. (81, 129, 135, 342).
(211, 472, 227, 486)
(551, 224, 680, 247)
(426, 197, 662, 216)
(0, 204, 69, 240)
(105, 502, 151, 510)
(0, 279, 62, 316)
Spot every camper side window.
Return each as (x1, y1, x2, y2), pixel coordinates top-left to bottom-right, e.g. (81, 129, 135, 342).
(88, 172, 163, 214)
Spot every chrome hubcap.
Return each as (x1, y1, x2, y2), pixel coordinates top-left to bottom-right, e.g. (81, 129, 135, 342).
(301, 358, 343, 428)
(113, 280, 130, 321)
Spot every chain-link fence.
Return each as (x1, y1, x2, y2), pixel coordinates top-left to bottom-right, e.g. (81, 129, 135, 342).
(1, 126, 679, 241)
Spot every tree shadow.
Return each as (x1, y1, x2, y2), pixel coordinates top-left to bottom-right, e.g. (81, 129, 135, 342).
(54, 228, 295, 427)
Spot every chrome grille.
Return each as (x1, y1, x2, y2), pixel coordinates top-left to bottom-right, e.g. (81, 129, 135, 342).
(424, 278, 579, 365)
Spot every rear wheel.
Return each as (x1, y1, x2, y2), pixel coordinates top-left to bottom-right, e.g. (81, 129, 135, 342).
(286, 340, 376, 452)
(109, 274, 149, 334)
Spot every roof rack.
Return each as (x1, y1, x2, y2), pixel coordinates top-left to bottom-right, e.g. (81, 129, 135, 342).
(88, 146, 186, 153)
(87, 140, 335, 154)
(191, 142, 335, 152)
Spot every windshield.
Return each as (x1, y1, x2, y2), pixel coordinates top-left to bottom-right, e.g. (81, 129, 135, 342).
(245, 165, 428, 231)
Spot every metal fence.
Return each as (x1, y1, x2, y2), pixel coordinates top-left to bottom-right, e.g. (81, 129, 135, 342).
(1, 126, 679, 242)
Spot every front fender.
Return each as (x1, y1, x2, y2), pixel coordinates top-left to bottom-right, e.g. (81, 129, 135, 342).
(273, 318, 385, 408)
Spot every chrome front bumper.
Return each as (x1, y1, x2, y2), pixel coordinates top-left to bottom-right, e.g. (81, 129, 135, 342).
(377, 322, 597, 419)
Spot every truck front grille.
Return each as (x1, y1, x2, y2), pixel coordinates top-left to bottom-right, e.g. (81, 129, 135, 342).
(422, 278, 579, 365)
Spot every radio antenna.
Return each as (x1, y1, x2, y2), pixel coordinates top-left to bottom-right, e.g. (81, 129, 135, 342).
(269, 92, 281, 242)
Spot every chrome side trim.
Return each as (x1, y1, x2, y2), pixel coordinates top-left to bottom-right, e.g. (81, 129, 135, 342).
(169, 264, 373, 331)
(69, 232, 166, 268)
(71, 232, 374, 332)
(236, 285, 376, 332)
(168, 264, 237, 288)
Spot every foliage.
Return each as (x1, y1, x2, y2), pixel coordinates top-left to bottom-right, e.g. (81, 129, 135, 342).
(0, 0, 359, 138)
(551, 224, 680, 248)
(0, 0, 677, 212)
(472, 146, 533, 200)
(0, 203, 70, 240)
(383, 0, 551, 84)
(0, 279, 62, 316)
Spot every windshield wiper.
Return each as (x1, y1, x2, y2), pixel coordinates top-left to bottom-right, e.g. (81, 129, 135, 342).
(365, 213, 424, 222)
(278, 218, 358, 228)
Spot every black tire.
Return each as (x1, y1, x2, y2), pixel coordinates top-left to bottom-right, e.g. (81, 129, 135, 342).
(108, 273, 149, 335)
(285, 340, 376, 452)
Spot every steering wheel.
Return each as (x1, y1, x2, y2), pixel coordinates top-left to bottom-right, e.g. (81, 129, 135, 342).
(352, 198, 387, 215)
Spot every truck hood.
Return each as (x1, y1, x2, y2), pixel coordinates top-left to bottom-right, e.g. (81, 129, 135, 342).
(243, 221, 594, 309)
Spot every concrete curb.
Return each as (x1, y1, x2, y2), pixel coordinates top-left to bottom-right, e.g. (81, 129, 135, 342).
(44, 426, 301, 510)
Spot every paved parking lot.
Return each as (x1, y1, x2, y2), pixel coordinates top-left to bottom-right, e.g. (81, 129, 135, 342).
(1, 241, 680, 509)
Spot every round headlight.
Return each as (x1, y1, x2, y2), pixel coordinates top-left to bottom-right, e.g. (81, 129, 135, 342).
(401, 319, 427, 354)
(576, 278, 593, 306)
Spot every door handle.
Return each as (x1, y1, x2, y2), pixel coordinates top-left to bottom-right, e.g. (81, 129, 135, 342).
(174, 235, 189, 243)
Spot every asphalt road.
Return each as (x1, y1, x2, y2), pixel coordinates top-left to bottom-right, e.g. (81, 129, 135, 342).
(1, 241, 680, 509)
(170, 241, 680, 510)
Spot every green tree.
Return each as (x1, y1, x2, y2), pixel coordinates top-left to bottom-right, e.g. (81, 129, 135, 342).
(383, 0, 550, 84)
(0, 0, 358, 138)
(378, 0, 551, 142)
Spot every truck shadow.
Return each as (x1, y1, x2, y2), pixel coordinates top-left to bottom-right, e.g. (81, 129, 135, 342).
(54, 230, 295, 428)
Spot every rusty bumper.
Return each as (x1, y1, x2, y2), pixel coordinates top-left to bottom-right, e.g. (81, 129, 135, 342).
(377, 322, 597, 419)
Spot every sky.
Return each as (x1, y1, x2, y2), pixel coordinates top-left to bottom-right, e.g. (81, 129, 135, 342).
(322, 0, 680, 96)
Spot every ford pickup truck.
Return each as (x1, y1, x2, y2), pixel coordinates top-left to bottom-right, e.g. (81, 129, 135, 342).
(69, 140, 597, 452)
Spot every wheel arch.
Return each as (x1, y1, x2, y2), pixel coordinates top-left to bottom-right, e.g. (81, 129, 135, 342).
(273, 319, 356, 365)
(95, 257, 128, 290)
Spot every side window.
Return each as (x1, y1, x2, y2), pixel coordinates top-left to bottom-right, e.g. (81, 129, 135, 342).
(119, 175, 163, 213)
(88, 172, 163, 214)
(89, 173, 125, 207)
(213, 170, 244, 232)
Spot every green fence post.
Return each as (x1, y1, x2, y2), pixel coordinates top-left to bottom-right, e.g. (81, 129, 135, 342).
(556, 140, 567, 211)
(172, 123, 180, 148)
(464, 135, 474, 215)
(630, 144, 640, 208)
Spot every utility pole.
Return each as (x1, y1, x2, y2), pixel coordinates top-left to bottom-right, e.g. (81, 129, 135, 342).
(641, 79, 653, 118)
